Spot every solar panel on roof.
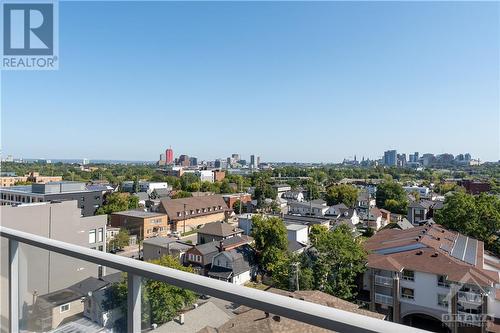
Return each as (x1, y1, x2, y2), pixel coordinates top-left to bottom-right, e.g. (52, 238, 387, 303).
(451, 234, 467, 260)
(463, 238, 478, 265)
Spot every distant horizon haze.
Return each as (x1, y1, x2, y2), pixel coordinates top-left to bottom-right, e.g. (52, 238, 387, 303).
(2, 2, 498, 162)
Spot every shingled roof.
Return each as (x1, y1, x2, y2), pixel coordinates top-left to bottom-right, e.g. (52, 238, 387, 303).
(159, 195, 229, 222)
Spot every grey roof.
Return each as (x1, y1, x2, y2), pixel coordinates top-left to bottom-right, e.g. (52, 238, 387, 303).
(143, 237, 193, 251)
(287, 240, 307, 253)
(209, 245, 255, 277)
(198, 222, 243, 237)
(283, 214, 331, 226)
(133, 192, 150, 201)
(396, 218, 414, 230)
(337, 208, 357, 219)
(286, 224, 308, 231)
(310, 199, 327, 205)
(289, 201, 328, 210)
(152, 188, 171, 198)
(111, 209, 165, 218)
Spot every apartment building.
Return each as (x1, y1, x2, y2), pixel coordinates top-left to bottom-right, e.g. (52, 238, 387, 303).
(0, 172, 63, 187)
(288, 201, 329, 217)
(362, 222, 500, 333)
(109, 210, 169, 239)
(0, 181, 104, 216)
(0, 201, 107, 330)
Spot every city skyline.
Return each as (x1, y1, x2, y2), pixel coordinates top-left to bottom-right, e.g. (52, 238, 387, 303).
(2, 2, 499, 162)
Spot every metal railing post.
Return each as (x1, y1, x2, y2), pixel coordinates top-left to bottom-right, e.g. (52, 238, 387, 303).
(127, 273, 141, 333)
(9, 239, 19, 333)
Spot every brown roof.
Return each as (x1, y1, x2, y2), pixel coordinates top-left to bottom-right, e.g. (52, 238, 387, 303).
(159, 195, 230, 222)
(200, 289, 384, 333)
(198, 221, 243, 237)
(365, 224, 499, 287)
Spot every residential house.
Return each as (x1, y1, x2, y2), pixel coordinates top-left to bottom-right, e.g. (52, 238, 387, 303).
(365, 207, 387, 230)
(222, 193, 252, 211)
(282, 191, 304, 202)
(362, 223, 500, 332)
(273, 184, 292, 198)
(286, 224, 308, 254)
(110, 210, 169, 239)
(158, 195, 230, 233)
(142, 237, 194, 262)
(407, 200, 434, 224)
(324, 203, 348, 217)
(197, 221, 244, 244)
(208, 244, 256, 285)
(186, 235, 252, 275)
(29, 274, 120, 332)
(288, 201, 329, 217)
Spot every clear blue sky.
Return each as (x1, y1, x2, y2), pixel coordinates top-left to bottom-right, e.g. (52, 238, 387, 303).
(2, 1, 499, 162)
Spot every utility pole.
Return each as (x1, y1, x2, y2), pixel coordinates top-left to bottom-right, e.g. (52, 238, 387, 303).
(183, 203, 187, 235)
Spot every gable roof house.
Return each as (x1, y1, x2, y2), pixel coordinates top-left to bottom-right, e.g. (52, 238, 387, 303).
(158, 195, 230, 232)
(186, 235, 253, 275)
(208, 244, 257, 285)
(197, 221, 244, 244)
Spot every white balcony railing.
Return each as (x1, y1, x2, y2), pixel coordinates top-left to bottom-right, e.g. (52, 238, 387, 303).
(374, 275, 393, 287)
(374, 293, 393, 305)
(457, 291, 483, 304)
(0, 226, 431, 333)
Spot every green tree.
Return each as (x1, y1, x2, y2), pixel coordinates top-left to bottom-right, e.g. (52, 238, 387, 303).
(103, 256, 197, 330)
(96, 192, 139, 215)
(171, 191, 193, 199)
(108, 228, 130, 251)
(308, 225, 366, 300)
(232, 200, 247, 214)
(325, 184, 358, 207)
(435, 192, 500, 255)
(376, 181, 408, 214)
(251, 215, 288, 275)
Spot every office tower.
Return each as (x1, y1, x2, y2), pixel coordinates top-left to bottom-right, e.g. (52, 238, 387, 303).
(166, 147, 174, 165)
(383, 150, 397, 166)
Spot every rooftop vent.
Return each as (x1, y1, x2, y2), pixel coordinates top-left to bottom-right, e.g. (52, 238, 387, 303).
(431, 252, 438, 257)
(272, 316, 281, 322)
(416, 250, 423, 255)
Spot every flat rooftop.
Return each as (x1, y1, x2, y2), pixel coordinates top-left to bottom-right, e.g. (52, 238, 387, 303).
(111, 210, 166, 218)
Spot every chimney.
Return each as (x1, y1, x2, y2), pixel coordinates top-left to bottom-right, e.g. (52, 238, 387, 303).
(179, 313, 185, 325)
(219, 240, 224, 252)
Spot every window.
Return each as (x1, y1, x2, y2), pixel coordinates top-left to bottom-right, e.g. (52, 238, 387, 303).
(60, 303, 70, 313)
(401, 287, 415, 300)
(438, 294, 449, 307)
(88, 229, 96, 244)
(437, 275, 450, 288)
(196, 255, 201, 262)
(402, 270, 414, 281)
(177, 212, 182, 217)
(97, 228, 103, 242)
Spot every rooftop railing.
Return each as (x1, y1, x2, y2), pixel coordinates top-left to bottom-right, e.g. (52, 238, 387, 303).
(0, 226, 430, 333)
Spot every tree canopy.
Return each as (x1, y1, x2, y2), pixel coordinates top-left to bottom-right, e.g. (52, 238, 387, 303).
(251, 215, 288, 275)
(102, 255, 197, 330)
(435, 192, 500, 256)
(96, 192, 139, 215)
(375, 181, 408, 214)
(325, 184, 358, 207)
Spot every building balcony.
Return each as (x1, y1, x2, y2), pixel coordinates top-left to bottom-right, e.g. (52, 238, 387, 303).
(457, 291, 483, 305)
(374, 275, 393, 287)
(374, 293, 394, 305)
(0, 226, 430, 333)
